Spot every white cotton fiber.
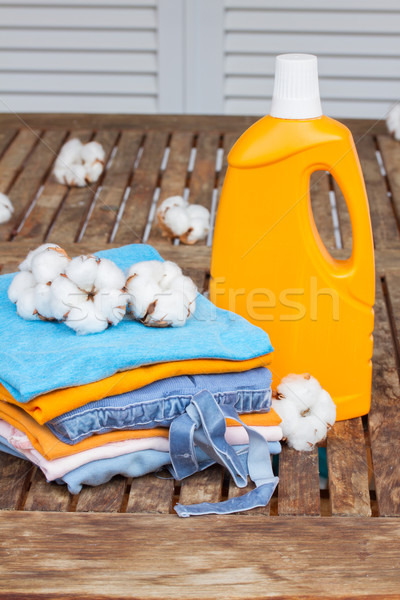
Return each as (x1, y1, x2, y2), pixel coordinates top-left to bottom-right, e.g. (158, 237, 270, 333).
(386, 104, 400, 141)
(30, 246, 70, 284)
(19, 243, 61, 272)
(0, 193, 13, 224)
(54, 138, 105, 187)
(157, 196, 211, 244)
(8, 271, 36, 304)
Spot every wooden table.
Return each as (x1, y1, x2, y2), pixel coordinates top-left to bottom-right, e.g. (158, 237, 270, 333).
(0, 114, 399, 599)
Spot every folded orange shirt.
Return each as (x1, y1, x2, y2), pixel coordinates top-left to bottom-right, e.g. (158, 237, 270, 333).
(0, 354, 271, 425)
(0, 399, 281, 460)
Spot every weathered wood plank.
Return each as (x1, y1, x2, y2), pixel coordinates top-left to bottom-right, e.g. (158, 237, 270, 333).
(114, 130, 169, 244)
(187, 132, 220, 212)
(0, 454, 33, 510)
(332, 177, 353, 253)
(0, 128, 41, 195)
(74, 477, 127, 513)
(147, 130, 194, 244)
(3, 129, 68, 242)
(368, 274, 400, 516)
(327, 418, 371, 516)
(23, 469, 72, 512)
(357, 134, 400, 249)
(278, 444, 320, 516)
(81, 130, 143, 245)
(310, 170, 336, 252)
(16, 130, 92, 242)
(48, 129, 119, 244)
(126, 473, 174, 514)
(1, 513, 400, 599)
(377, 134, 400, 233)
(178, 464, 224, 506)
(0, 129, 18, 161)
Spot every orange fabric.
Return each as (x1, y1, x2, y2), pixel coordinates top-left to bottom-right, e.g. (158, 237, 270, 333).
(0, 354, 271, 424)
(0, 399, 280, 460)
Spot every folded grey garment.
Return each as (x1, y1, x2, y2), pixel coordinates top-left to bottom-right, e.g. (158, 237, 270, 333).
(47, 367, 272, 445)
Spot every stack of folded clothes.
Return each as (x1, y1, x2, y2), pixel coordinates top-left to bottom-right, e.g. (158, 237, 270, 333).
(0, 244, 282, 514)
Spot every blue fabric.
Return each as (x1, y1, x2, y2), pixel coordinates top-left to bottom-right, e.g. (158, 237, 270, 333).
(55, 442, 281, 496)
(47, 368, 272, 445)
(0, 435, 27, 459)
(171, 390, 279, 517)
(0, 244, 273, 403)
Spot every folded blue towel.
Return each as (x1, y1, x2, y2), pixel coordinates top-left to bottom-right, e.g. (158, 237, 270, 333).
(47, 368, 272, 444)
(0, 244, 273, 403)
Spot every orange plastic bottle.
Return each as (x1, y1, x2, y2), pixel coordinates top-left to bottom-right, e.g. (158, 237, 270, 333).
(210, 54, 375, 421)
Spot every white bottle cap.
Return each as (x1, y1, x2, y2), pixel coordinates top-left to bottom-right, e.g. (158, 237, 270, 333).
(270, 54, 323, 119)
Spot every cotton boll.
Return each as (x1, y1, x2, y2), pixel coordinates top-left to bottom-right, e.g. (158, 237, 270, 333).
(16, 288, 39, 321)
(8, 271, 36, 303)
(142, 290, 189, 327)
(126, 260, 165, 282)
(34, 283, 55, 320)
(31, 246, 70, 284)
(186, 204, 210, 222)
(162, 206, 191, 237)
(95, 258, 125, 291)
(81, 141, 105, 164)
(59, 138, 83, 161)
(62, 163, 87, 187)
(84, 161, 103, 184)
(278, 373, 322, 412)
(157, 196, 187, 212)
(19, 243, 61, 272)
(386, 104, 400, 141)
(288, 415, 328, 452)
(311, 389, 336, 429)
(169, 274, 197, 312)
(66, 255, 99, 292)
(0, 192, 13, 224)
(50, 275, 83, 320)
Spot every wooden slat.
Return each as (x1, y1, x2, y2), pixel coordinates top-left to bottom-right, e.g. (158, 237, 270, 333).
(327, 419, 371, 516)
(81, 130, 143, 245)
(310, 170, 336, 252)
(178, 464, 224, 506)
(0, 128, 41, 195)
(23, 470, 72, 512)
(332, 177, 353, 252)
(278, 445, 320, 516)
(0, 454, 33, 510)
(368, 274, 400, 516)
(377, 134, 400, 231)
(369, 278, 400, 516)
(187, 132, 220, 212)
(357, 134, 400, 249)
(2, 129, 68, 242)
(114, 130, 169, 244)
(0, 129, 18, 161)
(16, 129, 92, 242)
(126, 473, 174, 514)
(74, 477, 127, 513)
(1, 513, 400, 599)
(147, 130, 194, 244)
(48, 129, 119, 244)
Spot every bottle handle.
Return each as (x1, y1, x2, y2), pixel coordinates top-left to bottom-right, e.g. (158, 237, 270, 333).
(309, 144, 375, 305)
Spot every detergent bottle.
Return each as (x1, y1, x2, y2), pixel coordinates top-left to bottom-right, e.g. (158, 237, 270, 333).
(210, 54, 375, 421)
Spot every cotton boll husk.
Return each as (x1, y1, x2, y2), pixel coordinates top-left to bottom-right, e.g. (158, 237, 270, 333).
(184, 217, 210, 244)
(34, 283, 54, 320)
(162, 206, 191, 237)
(278, 373, 322, 412)
(0, 193, 13, 224)
(66, 255, 99, 292)
(126, 277, 161, 319)
(31, 247, 70, 284)
(16, 288, 39, 321)
(8, 271, 36, 303)
(95, 258, 125, 292)
(386, 105, 400, 141)
(159, 261, 182, 290)
(143, 290, 189, 327)
(126, 260, 164, 282)
(65, 302, 108, 335)
(94, 288, 127, 326)
(50, 275, 84, 320)
(81, 141, 105, 165)
(186, 204, 210, 222)
(19, 243, 61, 272)
(157, 196, 187, 213)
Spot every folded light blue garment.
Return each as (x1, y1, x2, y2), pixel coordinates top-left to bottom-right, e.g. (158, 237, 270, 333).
(47, 368, 272, 445)
(0, 244, 273, 403)
(56, 442, 281, 495)
(0, 435, 26, 459)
